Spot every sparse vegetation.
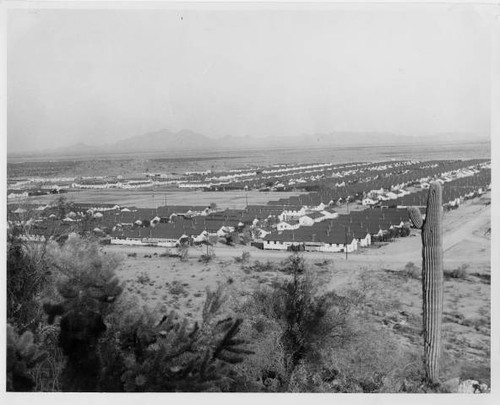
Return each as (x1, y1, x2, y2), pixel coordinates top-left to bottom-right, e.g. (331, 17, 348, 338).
(314, 259, 332, 268)
(169, 281, 189, 297)
(403, 262, 420, 280)
(444, 264, 469, 280)
(234, 251, 251, 264)
(242, 260, 276, 273)
(136, 272, 151, 285)
(471, 272, 490, 284)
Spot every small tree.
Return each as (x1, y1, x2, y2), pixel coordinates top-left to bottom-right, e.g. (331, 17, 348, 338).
(251, 254, 354, 390)
(53, 195, 75, 220)
(43, 235, 124, 391)
(7, 231, 52, 333)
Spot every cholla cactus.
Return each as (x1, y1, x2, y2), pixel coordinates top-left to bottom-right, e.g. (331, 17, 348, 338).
(7, 324, 47, 391)
(408, 182, 444, 384)
(43, 236, 124, 391)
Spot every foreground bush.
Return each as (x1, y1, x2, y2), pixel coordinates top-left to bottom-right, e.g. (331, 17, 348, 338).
(7, 233, 256, 392)
(7, 233, 53, 333)
(238, 254, 356, 391)
(99, 283, 254, 392)
(7, 232, 464, 392)
(7, 324, 47, 391)
(41, 235, 124, 391)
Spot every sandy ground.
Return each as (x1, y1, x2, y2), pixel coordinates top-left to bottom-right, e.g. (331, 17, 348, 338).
(107, 192, 491, 383)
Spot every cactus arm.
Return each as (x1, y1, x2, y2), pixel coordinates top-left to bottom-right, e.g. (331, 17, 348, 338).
(408, 207, 424, 229)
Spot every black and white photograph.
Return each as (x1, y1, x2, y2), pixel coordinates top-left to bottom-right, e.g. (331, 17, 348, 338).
(2, 0, 498, 399)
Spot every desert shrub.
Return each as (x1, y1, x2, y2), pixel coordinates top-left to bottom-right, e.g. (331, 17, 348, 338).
(403, 262, 420, 279)
(127, 252, 137, 258)
(7, 233, 54, 333)
(238, 319, 287, 392)
(199, 253, 214, 264)
(239, 230, 253, 245)
(314, 259, 332, 268)
(42, 235, 124, 391)
(164, 248, 182, 258)
(169, 281, 188, 297)
(234, 251, 251, 264)
(240, 254, 355, 390)
(31, 324, 64, 392)
(462, 317, 489, 331)
(7, 324, 48, 391)
(136, 272, 151, 284)
(458, 363, 491, 387)
(8, 233, 257, 392)
(243, 260, 276, 273)
(444, 264, 469, 280)
(325, 319, 425, 393)
(278, 254, 306, 274)
(471, 272, 490, 284)
(400, 226, 411, 237)
(98, 285, 254, 392)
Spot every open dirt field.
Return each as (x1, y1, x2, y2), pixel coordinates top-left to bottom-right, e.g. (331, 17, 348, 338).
(107, 192, 491, 384)
(29, 189, 307, 210)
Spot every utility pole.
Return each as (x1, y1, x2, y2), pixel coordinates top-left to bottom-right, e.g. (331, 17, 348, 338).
(345, 226, 348, 261)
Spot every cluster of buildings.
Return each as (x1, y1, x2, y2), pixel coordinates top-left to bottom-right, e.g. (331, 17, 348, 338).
(7, 159, 491, 255)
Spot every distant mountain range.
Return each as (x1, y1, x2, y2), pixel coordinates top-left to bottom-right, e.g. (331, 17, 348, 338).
(10, 129, 490, 157)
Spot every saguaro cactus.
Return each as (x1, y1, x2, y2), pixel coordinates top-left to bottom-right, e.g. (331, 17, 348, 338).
(408, 181, 444, 384)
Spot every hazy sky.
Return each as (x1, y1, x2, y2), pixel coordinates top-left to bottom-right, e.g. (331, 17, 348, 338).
(7, 3, 495, 152)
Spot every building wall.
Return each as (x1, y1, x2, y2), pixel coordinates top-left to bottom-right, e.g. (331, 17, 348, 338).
(358, 234, 371, 247)
(263, 239, 358, 253)
(111, 237, 178, 247)
(263, 240, 289, 250)
(110, 238, 145, 246)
